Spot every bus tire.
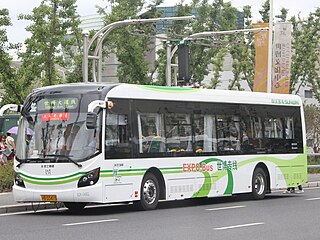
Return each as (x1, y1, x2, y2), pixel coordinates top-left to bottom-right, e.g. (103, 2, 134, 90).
(138, 173, 160, 210)
(252, 167, 267, 200)
(64, 202, 86, 212)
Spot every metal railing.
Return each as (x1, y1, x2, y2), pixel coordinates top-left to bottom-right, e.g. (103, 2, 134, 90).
(308, 153, 320, 169)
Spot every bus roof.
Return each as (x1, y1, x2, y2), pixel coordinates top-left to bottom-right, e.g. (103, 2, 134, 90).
(29, 83, 302, 107)
(107, 84, 303, 107)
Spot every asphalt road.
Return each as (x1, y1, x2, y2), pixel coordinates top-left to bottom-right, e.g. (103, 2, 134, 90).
(1, 187, 320, 240)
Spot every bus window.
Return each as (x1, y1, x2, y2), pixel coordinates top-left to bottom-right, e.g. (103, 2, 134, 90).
(165, 113, 192, 153)
(285, 117, 294, 139)
(264, 118, 283, 139)
(217, 115, 240, 153)
(138, 113, 165, 154)
(105, 112, 131, 159)
(194, 114, 217, 153)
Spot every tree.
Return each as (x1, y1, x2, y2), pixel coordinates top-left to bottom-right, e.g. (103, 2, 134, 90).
(98, 0, 163, 84)
(259, 0, 269, 23)
(290, 8, 320, 100)
(156, 0, 237, 87)
(18, 0, 83, 86)
(275, 7, 288, 22)
(304, 104, 320, 152)
(0, 8, 25, 105)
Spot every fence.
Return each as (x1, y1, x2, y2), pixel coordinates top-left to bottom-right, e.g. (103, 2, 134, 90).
(308, 153, 320, 169)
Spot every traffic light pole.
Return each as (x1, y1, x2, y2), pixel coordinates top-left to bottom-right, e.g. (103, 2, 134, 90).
(83, 16, 194, 83)
(169, 27, 269, 87)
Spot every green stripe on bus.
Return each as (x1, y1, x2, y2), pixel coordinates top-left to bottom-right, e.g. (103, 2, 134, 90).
(22, 176, 80, 185)
(17, 172, 86, 181)
(138, 85, 200, 93)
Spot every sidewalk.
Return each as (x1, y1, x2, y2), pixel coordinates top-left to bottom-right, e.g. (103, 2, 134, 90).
(1, 174, 320, 214)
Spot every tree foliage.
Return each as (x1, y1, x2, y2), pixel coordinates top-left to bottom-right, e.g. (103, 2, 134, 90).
(98, 0, 163, 84)
(0, 8, 25, 105)
(290, 8, 320, 100)
(155, 0, 239, 87)
(304, 104, 320, 152)
(18, 0, 83, 87)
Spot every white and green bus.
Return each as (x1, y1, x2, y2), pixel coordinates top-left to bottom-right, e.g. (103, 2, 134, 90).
(13, 83, 307, 211)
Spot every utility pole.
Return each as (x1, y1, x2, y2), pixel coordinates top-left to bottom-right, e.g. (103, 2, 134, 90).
(267, 0, 274, 93)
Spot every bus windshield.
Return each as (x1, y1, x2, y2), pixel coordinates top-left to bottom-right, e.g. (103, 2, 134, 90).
(16, 94, 101, 163)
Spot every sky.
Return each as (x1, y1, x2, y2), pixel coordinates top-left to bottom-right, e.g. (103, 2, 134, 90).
(0, 0, 319, 46)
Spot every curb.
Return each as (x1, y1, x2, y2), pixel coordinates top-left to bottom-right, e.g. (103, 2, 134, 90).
(0, 202, 61, 214)
(304, 181, 319, 188)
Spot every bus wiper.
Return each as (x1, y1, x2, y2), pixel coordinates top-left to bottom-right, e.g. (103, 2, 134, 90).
(16, 158, 48, 168)
(45, 154, 82, 168)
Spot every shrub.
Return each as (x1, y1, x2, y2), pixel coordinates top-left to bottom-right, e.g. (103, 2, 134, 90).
(308, 156, 320, 174)
(0, 161, 14, 192)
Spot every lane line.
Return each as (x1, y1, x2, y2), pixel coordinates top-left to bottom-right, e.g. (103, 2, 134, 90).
(214, 222, 264, 230)
(206, 205, 246, 211)
(305, 197, 320, 201)
(63, 219, 119, 227)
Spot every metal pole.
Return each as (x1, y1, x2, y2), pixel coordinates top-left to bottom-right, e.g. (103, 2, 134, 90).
(98, 33, 103, 82)
(166, 41, 172, 86)
(267, 0, 274, 93)
(82, 31, 89, 83)
(187, 27, 269, 39)
(83, 16, 195, 83)
(173, 56, 178, 86)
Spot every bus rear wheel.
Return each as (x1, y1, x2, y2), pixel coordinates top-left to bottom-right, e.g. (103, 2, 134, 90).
(138, 173, 160, 210)
(64, 202, 87, 212)
(252, 167, 267, 200)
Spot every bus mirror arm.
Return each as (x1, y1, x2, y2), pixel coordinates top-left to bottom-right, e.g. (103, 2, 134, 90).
(86, 100, 106, 129)
(87, 100, 107, 113)
(0, 104, 23, 116)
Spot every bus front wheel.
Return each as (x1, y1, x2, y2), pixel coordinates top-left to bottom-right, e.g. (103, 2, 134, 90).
(64, 202, 87, 212)
(138, 173, 160, 210)
(252, 167, 267, 200)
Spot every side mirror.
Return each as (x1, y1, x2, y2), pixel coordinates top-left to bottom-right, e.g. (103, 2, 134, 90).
(86, 112, 97, 129)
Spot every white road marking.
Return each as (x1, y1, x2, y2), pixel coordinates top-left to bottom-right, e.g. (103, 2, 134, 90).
(63, 219, 119, 227)
(0, 192, 10, 196)
(206, 205, 246, 211)
(214, 222, 264, 230)
(305, 197, 320, 201)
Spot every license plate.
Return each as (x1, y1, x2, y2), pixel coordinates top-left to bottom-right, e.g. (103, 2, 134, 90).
(41, 195, 57, 202)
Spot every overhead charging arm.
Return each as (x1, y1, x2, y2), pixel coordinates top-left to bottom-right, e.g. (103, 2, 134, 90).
(0, 104, 23, 116)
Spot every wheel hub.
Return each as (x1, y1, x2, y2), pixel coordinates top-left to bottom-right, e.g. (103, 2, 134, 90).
(143, 179, 157, 204)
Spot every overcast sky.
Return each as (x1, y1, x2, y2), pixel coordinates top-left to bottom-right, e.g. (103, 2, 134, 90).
(1, 0, 319, 46)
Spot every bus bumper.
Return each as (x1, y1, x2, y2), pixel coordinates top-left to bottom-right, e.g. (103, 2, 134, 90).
(12, 183, 103, 203)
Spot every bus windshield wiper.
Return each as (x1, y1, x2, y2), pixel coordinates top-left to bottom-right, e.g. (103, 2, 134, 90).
(45, 154, 82, 168)
(16, 158, 48, 168)
(16, 155, 82, 168)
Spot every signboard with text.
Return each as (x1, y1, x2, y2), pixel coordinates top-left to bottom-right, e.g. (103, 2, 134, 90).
(272, 22, 292, 94)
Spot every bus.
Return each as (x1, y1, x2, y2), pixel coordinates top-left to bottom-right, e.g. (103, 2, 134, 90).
(13, 83, 307, 211)
(0, 114, 19, 136)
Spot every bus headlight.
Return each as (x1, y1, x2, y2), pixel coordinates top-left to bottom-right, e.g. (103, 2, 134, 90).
(78, 168, 100, 188)
(14, 173, 25, 188)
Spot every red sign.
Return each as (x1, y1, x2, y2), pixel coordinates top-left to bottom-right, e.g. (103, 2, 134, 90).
(41, 112, 70, 121)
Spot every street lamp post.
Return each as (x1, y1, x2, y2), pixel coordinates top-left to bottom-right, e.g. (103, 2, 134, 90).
(83, 16, 195, 83)
(267, 0, 274, 93)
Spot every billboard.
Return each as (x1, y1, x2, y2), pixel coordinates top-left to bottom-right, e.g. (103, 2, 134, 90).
(272, 22, 292, 94)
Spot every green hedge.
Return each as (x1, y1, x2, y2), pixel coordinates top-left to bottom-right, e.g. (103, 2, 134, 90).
(308, 156, 320, 174)
(0, 161, 14, 192)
